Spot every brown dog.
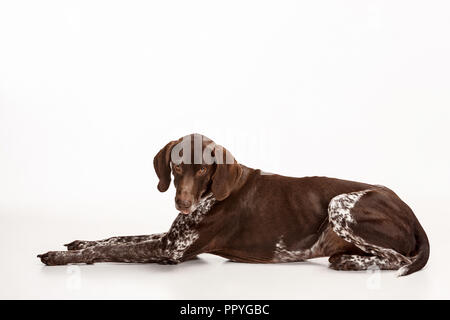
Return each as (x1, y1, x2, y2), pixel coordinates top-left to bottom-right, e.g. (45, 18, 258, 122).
(38, 133, 429, 276)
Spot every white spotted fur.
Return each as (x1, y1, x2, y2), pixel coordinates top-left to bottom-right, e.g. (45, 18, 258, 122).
(274, 225, 331, 262)
(328, 189, 413, 270)
(273, 189, 414, 273)
(164, 193, 216, 261)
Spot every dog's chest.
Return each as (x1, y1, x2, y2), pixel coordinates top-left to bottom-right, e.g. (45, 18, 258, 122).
(164, 194, 216, 260)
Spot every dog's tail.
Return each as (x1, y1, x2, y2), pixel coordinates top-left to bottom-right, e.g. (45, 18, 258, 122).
(397, 219, 430, 276)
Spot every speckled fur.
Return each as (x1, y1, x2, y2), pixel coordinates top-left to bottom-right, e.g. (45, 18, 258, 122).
(329, 254, 402, 271)
(65, 233, 166, 250)
(328, 190, 413, 271)
(273, 225, 333, 262)
(274, 237, 309, 262)
(162, 193, 216, 261)
(272, 189, 414, 271)
(38, 134, 429, 275)
(38, 194, 216, 265)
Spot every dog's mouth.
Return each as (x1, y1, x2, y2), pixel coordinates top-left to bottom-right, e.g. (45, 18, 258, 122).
(175, 189, 210, 215)
(175, 202, 197, 215)
(176, 195, 209, 215)
(175, 204, 192, 215)
(179, 208, 192, 215)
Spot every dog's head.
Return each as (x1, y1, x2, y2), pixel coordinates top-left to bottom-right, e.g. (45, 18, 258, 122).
(153, 133, 242, 214)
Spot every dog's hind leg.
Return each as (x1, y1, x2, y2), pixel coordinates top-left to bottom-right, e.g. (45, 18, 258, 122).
(64, 233, 166, 250)
(328, 254, 406, 271)
(327, 188, 418, 274)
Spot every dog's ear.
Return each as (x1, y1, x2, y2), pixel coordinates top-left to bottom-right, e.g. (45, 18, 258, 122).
(211, 146, 242, 201)
(153, 140, 178, 192)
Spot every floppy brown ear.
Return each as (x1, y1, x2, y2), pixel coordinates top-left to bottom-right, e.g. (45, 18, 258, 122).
(153, 140, 178, 192)
(211, 146, 243, 201)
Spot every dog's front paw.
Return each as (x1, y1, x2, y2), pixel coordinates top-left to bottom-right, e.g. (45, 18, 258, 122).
(37, 251, 67, 266)
(64, 240, 92, 250)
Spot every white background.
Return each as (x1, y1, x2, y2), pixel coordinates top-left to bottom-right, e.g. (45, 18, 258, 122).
(1, 1, 449, 299)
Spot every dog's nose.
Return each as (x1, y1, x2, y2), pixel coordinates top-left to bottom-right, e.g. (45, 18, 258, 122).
(176, 198, 192, 209)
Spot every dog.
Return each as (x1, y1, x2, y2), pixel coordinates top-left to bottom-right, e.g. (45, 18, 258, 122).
(38, 133, 429, 276)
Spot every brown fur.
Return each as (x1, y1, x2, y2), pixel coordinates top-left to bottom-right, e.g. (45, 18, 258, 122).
(38, 133, 429, 276)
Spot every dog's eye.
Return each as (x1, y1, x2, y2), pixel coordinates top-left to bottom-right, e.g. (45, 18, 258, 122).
(173, 165, 182, 174)
(197, 167, 207, 176)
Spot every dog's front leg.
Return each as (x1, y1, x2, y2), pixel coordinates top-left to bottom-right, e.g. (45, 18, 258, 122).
(38, 230, 202, 266)
(64, 233, 166, 250)
(38, 195, 216, 266)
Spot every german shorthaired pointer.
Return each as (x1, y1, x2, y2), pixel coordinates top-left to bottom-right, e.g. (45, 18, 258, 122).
(38, 133, 429, 276)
